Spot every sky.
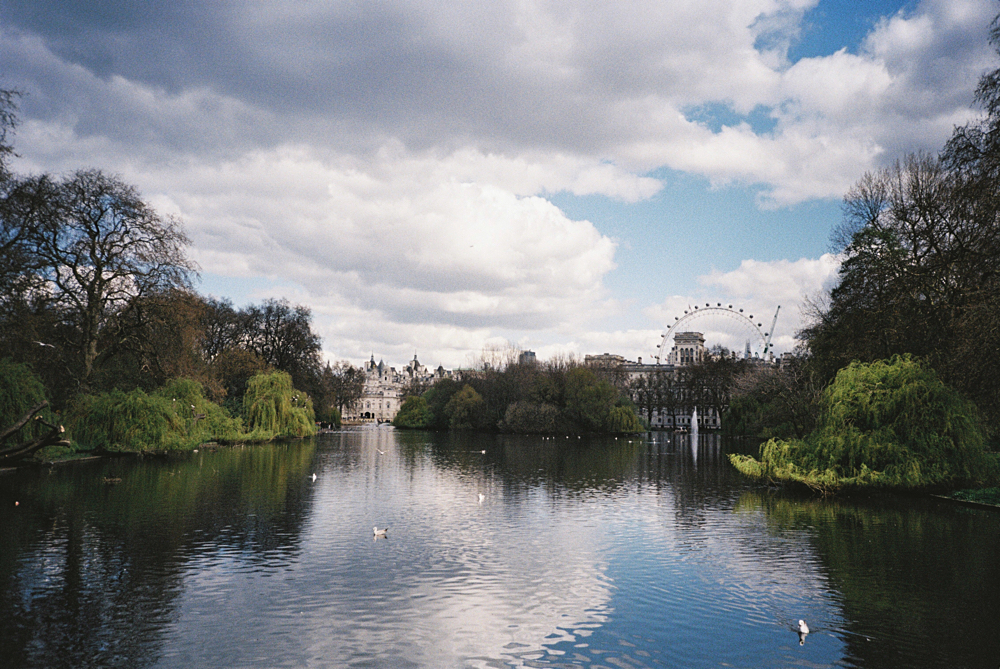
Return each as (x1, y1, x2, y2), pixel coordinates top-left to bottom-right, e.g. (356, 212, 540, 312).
(1, 0, 997, 370)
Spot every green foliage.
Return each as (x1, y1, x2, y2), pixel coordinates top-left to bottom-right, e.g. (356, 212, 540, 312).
(152, 378, 244, 443)
(528, 372, 565, 405)
(564, 367, 617, 433)
(422, 377, 461, 430)
(0, 358, 53, 444)
(393, 395, 433, 429)
(243, 371, 316, 439)
(729, 356, 997, 492)
(68, 377, 251, 453)
(64, 373, 318, 453)
(949, 477, 1000, 506)
(605, 405, 645, 434)
(445, 384, 485, 430)
(498, 401, 567, 434)
(68, 389, 187, 453)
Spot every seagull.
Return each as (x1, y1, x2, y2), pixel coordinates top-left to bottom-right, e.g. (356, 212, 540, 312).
(373, 526, 388, 537)
(377, 449, 385, 455)
(311, 473, 317, 482)
(478, 493, 485, 504)
(480, 449, 486, 454)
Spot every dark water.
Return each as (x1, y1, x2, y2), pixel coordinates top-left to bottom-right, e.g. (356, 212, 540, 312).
(1, 429, 998, 668)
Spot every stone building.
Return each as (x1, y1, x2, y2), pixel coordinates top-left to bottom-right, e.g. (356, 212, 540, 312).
(617, 330, 776, 430)
(341, 353, 453, 423)
(665, 332, 706, 366)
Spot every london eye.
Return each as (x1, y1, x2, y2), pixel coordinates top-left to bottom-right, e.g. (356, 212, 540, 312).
(654, 303, 780, 363)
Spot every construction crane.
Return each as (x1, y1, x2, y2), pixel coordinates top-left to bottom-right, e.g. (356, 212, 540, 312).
(762, 306, 780, 358)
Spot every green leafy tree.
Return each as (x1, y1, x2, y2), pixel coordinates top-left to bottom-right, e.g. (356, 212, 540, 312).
(393, 395, 433, 429)
(423, 377, 461, 430)
(564, 367, 617, 433)
(606, 404, 644, 434)
(445, 384, 485, 430)
(730, 356, 997, 492)
(498, 401, 566, 433)
(67, 377, 245, 454)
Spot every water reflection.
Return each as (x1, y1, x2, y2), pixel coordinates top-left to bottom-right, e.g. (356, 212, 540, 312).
(745, 490, 1000, 668)
(1, 429, 998, 668)
(0, 443, 316, 668)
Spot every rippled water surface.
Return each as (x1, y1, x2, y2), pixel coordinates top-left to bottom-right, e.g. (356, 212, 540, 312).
(2, 429, 999, 668)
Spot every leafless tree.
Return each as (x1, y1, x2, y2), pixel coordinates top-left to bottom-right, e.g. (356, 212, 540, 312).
(20, 170, 196, 391)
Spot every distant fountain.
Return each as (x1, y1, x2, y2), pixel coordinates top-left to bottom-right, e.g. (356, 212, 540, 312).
(690, 407, 699, 464)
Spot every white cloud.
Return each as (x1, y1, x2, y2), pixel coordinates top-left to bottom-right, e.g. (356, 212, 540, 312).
(640, 255, 841, 358)
(1, 0, 994, 367)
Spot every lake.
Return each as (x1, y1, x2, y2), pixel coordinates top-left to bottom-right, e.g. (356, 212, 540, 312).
(1, 429, 998, 668)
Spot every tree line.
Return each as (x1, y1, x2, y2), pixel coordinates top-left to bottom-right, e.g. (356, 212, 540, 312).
(725, 16, 1000, 491)
(803, 18, 1000, 439)
(394, 352, 645, 434)
(0, 90, 365, 457)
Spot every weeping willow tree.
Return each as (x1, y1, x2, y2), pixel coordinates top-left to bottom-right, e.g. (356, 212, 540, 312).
(0, 358, 71, 461)
(730, 355, 998, 492)
(152, 378, 244, 443)
(605, 405, 646, 434)
(66, 372, 316, 453)
(69, 378, 250, 453)
(243, 371, 316, 439)
(68, 389, 187, 453)
(0, 359, 51, 439)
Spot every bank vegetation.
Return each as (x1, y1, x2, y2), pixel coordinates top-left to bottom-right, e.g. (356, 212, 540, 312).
(394, 354, 645, 435)
(0, 90, 366, 463)
(727, 17, 1000, 493)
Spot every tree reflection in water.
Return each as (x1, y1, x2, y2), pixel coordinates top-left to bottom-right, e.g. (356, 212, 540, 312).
(0, 442, 316, 668)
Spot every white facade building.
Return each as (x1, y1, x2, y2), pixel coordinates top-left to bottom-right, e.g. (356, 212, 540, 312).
(341, 354, 452, 423)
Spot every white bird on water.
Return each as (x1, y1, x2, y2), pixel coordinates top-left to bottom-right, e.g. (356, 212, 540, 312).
(311, 473, 317, 482)
(797, 619, 810, 645)
(478, 493, 485, 504)
(373, 526, 388, 537)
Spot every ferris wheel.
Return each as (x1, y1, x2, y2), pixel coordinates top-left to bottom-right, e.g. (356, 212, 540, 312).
(654, 303, 780, 364)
